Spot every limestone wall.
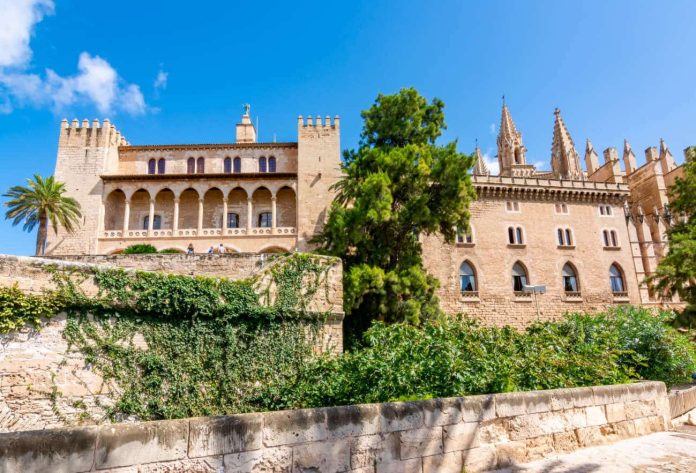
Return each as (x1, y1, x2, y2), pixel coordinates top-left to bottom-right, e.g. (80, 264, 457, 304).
(0, 382, 672, 473)
(668, 383, 696, 419)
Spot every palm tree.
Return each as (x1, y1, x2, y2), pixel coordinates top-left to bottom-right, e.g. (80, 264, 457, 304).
(3, 174, 82, 256)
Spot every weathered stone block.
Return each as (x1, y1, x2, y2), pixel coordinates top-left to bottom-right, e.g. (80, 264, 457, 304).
(612, 419, 636, 439)
(462, 445, 497, 472)
(420, 398, 461, 427)
(494, 392, 527, 417)
(421, 451, 463, 473)
(624, 400, 656, 420)
(0, 426, 97, 473)
(461, 394, 496, 422)
(575, 424, 620, 447)
(605, 403, 626, 423)
(478, 418, 509, 444)
(262, 408, 327, 447)
(350, 433, 399, 469)
(375, 458, 422, 473)
(570, 387, 596, 408)
(378, 402, 423, 433)
(188, 414, 262, 457)
(399, 427, 443, 460)
(223, 446, 292, 473)
(525, 434, 555, 461)
(591, 385, 616, 405)
(326, 404, 381, 439)
(585, 405, 607, 426)
(626, 381, 666, 402)
(524, 391, 553, 414)
(139, 457, 223, 473)
(292, 439, 350, 472)
(552, 431, 578, 453)
(495, 440, 526, 467)
(95, 420, 188, 469)
(442, 422, 479, 453)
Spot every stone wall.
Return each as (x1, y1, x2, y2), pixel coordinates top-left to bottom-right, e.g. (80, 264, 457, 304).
(668, 383, 696, 420)
(0, 382, 672, 473)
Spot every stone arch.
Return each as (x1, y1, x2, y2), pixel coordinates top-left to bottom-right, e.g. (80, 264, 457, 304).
(129, 189, 151, 231)
(154, 188, 175, 232)
(459, 260, 477, 292)
(251, 187, 272, 228)
(203, 187, 224, 229)
(259, 245, 289, 254)
(228, 187, 248, 229)
(104, 189, 126, 231)
(178, 188, 199, 230)
(562, 261, 579, 293)
(276, 186, 296, 228)
(512, 261, 529, 293)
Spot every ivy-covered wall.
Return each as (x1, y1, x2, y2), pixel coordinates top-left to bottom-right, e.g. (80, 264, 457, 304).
(0, 253, 343, 433)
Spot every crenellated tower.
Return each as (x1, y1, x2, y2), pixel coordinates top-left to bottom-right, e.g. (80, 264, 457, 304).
(296, 115, 341, 251)
(46, 119, 128, 255)
(550, 108, 583, 180)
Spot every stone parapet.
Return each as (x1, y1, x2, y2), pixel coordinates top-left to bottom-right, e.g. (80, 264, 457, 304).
(0, 382, 674, 472)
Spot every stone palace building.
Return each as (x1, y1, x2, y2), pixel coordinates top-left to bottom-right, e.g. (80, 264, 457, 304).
(46, 104, 686, 324)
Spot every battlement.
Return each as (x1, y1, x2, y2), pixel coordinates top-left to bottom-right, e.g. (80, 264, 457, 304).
(297, 115, 340, 129)
(59, 118, 129, 148)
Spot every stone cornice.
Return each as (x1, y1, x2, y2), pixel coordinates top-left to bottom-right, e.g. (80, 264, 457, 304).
(101, 172, 297, 182)
(119, 142, 298, 152)
(473, 175, 629, 202)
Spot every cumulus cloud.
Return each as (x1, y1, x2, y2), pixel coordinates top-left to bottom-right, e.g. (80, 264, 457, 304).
(489, 123, 496, 135)
(154, 70, 168, 91)
(0, 0, 147, 115)
(482, 148, 500, 175)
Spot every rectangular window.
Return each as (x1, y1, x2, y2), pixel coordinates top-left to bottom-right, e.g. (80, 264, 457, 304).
(258, 212, 272, 228)
(506, 201, 520, 212)
(227, 213, 239, 228)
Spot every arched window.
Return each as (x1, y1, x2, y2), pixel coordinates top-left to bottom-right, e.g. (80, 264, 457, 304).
(459, 261, 477, 293)
(187, 158, 195, 174)
(562, 263, 579, 293)
(258, 212, 272, 227)
(224, 157, 232, 174)
(512, 262, 528, 292)
(147, 159, 156, 175)
(603, 229, 619, 247)
(565, 229, 572, 246)
(610, 230, 618, 247)
(233, 157, 241, 173)
(268, 156, 277, 173)
(143, 215, 162, 230)
(259, 156, 267, 173)
(557, 228, 564, 246)
(457, 226, 474, 244)
(227, 212, 239, 228)
(196, 157, 205, 174)
(516, 227, 524, 244)
(609, 264, 625, 293)
(508, 227, 515, 244)
(157, 158, 165, 174)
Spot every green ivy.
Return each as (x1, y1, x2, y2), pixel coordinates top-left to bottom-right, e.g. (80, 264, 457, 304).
(0, 285, 60, 333)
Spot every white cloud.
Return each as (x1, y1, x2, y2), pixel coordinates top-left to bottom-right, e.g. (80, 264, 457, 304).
(0, 0, 147, 115)
(482, 148, 500, 175)
(154, 70, 168, 91)
(489, 123, 496, 135)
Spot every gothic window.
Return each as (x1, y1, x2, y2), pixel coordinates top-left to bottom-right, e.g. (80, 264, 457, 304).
(258, 212, 272, 228)
(143, 215, 162, 230)
(224, 157, 232, 174)
(233, 157, 241, 173)
(565, 229, 573, 246)
(555, 203, 569, 214)
(610, 230, 618, 247)
(506, 201, 520, 212)
(187, 158, 195, 174)
(456, 226, 474, 244)
(603, 229, 619, 248)
(227, 212, 239, 228)
(459, 261, 477, 293)
(599, 205, 613, 216)
(259, 157, 267, 173)
(196, 157, 205, 174)
(147, 159, 156, 175)
(512, 262, 528, 292)
(516, 227, 523, 244)
(268, 156, 277, 173)
(557, 228, 564, 246)
(157, 158, 165, 174)
(562, 263, 579, 293)
(609, 264, 625, 293)
(508, 226, 524, 244)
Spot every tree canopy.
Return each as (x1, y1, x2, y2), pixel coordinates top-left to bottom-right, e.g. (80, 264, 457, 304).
(650, 147, 696, 315)
(315, 88, 476, 337)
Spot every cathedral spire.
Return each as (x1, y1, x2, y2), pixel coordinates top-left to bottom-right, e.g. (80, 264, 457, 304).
(584, 138, 599, 175)
(473, 145, 489, 176)
(659, 138, 676, 174)
(550, 108, 583, 180)
(496, 100, 526, 175)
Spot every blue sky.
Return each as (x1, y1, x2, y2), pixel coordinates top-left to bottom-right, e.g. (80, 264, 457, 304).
(1, 0, 695, 255)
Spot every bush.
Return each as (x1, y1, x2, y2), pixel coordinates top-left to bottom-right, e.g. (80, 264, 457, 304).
(272, 306, 696, 409)
(123, 244, 158, 254)
(0, 284, 61, 333)
(159, 248, 184, 254)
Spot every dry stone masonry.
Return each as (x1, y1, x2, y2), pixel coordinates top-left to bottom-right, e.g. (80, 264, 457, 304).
(0, 382, 676, 472)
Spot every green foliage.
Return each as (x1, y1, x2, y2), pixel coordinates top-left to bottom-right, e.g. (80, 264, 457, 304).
(272, 306, 696, 409)
(0, 284, 61, 333)
(315, 88, 476, 335)
(3, 174, 82, 255)
(159, 248, 184, 254)
(123, 244, 158, 254)
(650, 147, 696, 319)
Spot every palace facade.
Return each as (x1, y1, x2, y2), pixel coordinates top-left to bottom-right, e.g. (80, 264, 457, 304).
(46, 104, 686, 324)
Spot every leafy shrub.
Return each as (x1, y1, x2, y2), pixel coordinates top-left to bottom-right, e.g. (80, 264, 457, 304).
(271, 306, 696, 409)
(0, 284, 61, 333)
(159, 248, 184, 254)
(123, 244, 158, 254)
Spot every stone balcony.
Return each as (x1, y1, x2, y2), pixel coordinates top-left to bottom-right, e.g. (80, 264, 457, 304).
(102, 227, 297, 239)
